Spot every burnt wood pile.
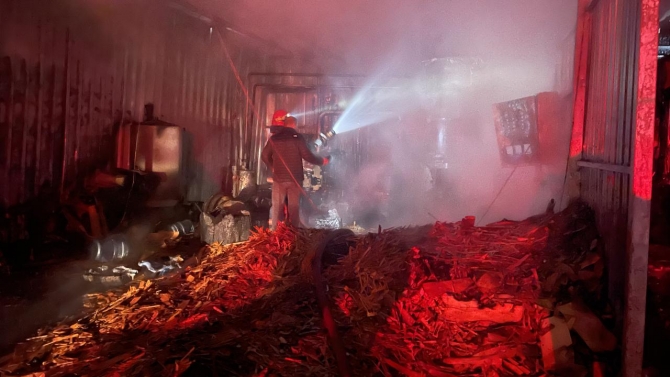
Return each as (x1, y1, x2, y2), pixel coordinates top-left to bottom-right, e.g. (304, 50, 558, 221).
(0, 201, 614, 377)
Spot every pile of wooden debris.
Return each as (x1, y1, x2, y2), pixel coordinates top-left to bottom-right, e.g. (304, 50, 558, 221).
(0, 201, 615, 377)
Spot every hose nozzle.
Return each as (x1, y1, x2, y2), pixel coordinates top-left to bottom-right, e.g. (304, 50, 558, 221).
(319, 130, 337, 144)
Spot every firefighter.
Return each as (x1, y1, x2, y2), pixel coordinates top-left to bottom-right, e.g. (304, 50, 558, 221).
(262, 111, 329, 230)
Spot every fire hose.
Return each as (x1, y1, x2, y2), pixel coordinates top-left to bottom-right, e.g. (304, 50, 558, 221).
(311, 229, 355, 377)
(215, 24, 350, 374)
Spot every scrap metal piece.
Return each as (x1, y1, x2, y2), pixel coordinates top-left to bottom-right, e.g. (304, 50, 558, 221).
(138, 256, 183, 277)
(313, 209, 342, 229)
(83, 265, 138, 287)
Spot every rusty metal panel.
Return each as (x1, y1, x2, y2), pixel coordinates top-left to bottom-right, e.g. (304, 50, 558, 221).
(0, 0, 266, 207)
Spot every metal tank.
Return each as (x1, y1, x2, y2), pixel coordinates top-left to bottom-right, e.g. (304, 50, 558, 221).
(420, 57, 483, 192)
(115, 104, 185, 207)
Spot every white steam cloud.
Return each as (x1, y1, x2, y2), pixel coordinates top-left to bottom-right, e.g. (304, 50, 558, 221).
(191, 0, 579, 227)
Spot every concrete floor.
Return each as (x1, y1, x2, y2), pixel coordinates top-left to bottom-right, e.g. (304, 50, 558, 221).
(0, 255, 94, 352)
(0, 234, 205, 354)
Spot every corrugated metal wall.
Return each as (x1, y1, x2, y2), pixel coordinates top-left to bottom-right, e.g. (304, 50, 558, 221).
(578, 0, 640, 317)
(575, 0, 659, 375)
(0, 0, 263, 208)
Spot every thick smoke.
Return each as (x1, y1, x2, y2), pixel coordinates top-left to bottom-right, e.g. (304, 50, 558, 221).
(191, 0, 578, 226)
(190, 0, 577, 74)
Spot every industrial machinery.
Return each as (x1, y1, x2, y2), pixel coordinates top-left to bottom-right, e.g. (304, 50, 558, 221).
(420, 57, 483, 193)
(116, 103, 185, 207)
(63, 103, 190, 260)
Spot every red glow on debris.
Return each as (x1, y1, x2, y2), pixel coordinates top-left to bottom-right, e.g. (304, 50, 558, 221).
(177, 313, 210, 330)
(161, 313, 210, 331)
(335, 292, 354, 317)
(108, 348, 146, 377)
(364, 219, 555, 375)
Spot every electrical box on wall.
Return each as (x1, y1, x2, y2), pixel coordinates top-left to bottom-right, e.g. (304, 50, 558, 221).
(493, 92, 562, 167)
(493, 96, 541, 166)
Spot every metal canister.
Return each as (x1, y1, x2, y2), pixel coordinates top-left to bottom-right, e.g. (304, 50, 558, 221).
(89, 234, 130, 262)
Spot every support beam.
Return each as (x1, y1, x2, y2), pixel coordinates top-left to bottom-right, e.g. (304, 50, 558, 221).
(624, 0, 659, 376)
(577, 160, 631, 174)
(565, 0, 592, 203)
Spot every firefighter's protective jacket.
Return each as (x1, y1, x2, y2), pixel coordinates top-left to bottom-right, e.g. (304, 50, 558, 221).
(261, 127, 324, 183)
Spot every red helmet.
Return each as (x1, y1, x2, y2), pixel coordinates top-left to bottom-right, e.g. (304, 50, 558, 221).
(271, 109, 288, 126)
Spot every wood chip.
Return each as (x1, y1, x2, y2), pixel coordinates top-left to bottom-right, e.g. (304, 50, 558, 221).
(422, 279, 473, 298)
(440, 295, 525, 323)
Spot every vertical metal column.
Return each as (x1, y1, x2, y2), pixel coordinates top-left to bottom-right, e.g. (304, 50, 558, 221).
(624, 0, 659, 375)
(566, 0, 592, 202)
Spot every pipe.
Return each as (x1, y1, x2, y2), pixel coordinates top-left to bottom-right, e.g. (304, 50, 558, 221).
(168, 1, 289, 55)
(248, 83, 400, 184)
(247, 73, 411, 86)
(250, 84, 317, 112)
(59, 29, 72, 201)
(246, 72, 401, 116)
(311, 229, 354, 377)
(248, 72, 368, 79)
(167, 2, 213, 23)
